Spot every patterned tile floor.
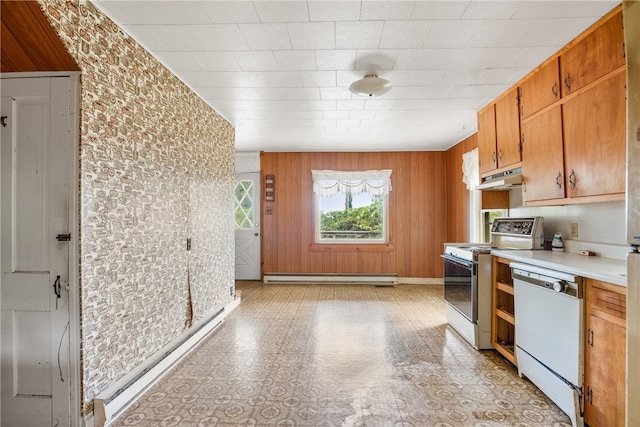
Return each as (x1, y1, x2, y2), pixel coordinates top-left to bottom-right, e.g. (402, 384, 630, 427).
(114, 283, 571, 427)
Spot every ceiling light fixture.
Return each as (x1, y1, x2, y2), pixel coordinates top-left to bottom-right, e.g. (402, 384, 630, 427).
(349, 73, 392, 97)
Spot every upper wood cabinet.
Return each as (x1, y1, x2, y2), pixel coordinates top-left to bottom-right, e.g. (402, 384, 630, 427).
(494, 87, 522, 169)
(478, 89, 521, 177)
(478, 103, 497, 175)
(562, 72, 626, 199)
(521, 106, 565, 203)
(520, 58, 560, 119)
(560, 10, 625, 96)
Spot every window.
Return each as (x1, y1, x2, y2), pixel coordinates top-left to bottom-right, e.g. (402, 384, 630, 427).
(234, 179, 255, 229)
(312, 170, 392, 243)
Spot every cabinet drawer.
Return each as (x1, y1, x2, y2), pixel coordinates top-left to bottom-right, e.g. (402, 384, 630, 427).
(591, 286, 626, 320)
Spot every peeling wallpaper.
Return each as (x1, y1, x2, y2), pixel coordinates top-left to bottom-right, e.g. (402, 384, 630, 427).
(38, 0, 235, 408)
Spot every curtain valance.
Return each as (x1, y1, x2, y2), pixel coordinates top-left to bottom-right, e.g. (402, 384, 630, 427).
(462, 148, 479, 190)
(311, 170, 392, 198)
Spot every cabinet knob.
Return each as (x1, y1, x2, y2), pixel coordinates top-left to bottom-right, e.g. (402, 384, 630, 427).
(569, 169, 576, 188)
(564, 73, 573, 93)
(556, 172, 562, 189)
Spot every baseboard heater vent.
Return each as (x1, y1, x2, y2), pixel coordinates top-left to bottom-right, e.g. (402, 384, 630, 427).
(93, 297, 241, 427)
(263, 273, 398, 286)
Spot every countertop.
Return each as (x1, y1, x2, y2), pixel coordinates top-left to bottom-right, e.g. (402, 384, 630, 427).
(491, 249, 627, 287)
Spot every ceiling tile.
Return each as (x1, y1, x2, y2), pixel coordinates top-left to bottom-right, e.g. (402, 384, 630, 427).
(360, 1, 417, 20)
(354, 50, 398, 71)
(308, 1, 361, 21)
(512, 1, 618, 19)
(191, 52, 242, 71)
(324, 111, 350, 119)
(125, 25, 207, 51)
(155, 52, 206, 72)
(511, 18, 584, 47)
(382, 86, 451, 100)
(336, 100, 367, 111)
(411, 1, 470, 20)
(250, 100, 309, 111)
(461, 1, 524, 19)
(253, 1, 309, 23)
(313, 50, 357, 72)
(273, 51, 317, 71)
(307, 100, 337, 111)
(320, 87, 353, 100)
(467, 20, 532, 48)
(300, 71, 337, 88)
(336, 21, 385, 49)
(437, 69, 486, 86)
(263, 72, 304, 88)
(422, 20, 482, 48)
(199, 87, 259, 100)
(384, 70, 445, 86)
(199, 2, 259, 23)
(349, 110, 377, 119)
(287, 22, 336, 49)
(254, 88, 321, 101)
(509, 46, 560, 67)
(239, 23, 292, 50)
(233, 52, 279, 72)
(380, 21, 433, 49)
(147, 2, 210, 24)
(193, 25, 251, 51)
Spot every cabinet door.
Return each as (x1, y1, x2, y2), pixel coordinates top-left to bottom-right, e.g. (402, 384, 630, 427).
(563, 72, 626, 198)
(521, 106, 565, 202)
(560, 10, 624, 96)
(495, 87, 521, 169)
(520, 58, 560, 118)
(585, 315, 625, 427)
(478, 103, 497, 175)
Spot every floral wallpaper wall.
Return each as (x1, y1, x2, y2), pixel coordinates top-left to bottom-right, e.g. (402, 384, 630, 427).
(39, 0, 235, 410)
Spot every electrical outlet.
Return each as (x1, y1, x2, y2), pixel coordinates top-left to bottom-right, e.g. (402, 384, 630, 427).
(570, 223, 579, 238)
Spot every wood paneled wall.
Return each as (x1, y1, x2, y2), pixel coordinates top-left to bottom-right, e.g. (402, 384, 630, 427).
(1, 0, 79, 73)
(445, 134, 478, 243)
(260, 151, 447, 278)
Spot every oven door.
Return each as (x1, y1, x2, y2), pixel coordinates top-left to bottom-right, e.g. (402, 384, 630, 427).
(442, 254, 477, 322)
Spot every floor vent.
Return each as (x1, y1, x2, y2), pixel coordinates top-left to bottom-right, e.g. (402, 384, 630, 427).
(93, 297, 241, 426)
(263, 273, 398, 286)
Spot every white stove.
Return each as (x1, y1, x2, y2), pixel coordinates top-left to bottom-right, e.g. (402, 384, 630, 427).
(442, 217, 544, 350)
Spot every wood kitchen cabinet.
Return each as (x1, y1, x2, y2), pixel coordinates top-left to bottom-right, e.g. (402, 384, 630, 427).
(491, 256, 516, 366)
(478, 89, 521, 177)
(521, 106, 565, 203)
(584, 279, 626, 427)
(520, 58, 560, 118)
(494, 87, 522, 169)
(478, 103, 497, 175)
(562, 71, 626, 200)
(560, 9, 625, 96)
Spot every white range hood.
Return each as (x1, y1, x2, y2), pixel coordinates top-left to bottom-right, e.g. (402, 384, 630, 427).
(476, 168, 522, 191)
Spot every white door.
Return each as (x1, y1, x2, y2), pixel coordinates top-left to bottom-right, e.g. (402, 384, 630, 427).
(234, 173, 261, 280)
(1, 77, 72, 426)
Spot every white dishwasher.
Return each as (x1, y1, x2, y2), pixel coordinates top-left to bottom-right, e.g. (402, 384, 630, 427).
(511, 262, 584, 427)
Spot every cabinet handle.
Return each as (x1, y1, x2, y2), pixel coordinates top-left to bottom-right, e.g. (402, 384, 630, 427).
(551, 81, 559, 98)
(523, 182, 527, 193)
(569, 169, 576, 188)
(587, 386, 593, 404)
(498, 149, 503, 161)
(588, 328, 593, 346)
(492, 151, 496, 163)
(564, 73, 573, 92)
(555, 172, 562, 189)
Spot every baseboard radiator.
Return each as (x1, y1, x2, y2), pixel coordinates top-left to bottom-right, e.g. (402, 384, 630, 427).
(263, 273, 398, 286)
(93, 297, 241, 426)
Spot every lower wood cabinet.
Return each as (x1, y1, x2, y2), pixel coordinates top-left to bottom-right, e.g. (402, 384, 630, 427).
(584, 279, 626, 427)
(492, 256, 516, 366)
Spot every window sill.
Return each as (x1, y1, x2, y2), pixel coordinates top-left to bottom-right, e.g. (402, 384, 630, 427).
(310, 243, 394, 252)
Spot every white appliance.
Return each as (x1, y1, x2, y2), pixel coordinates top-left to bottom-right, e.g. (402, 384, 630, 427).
(624, 2, 640, 425)
(442, 217, 544, 350)
(512, 263, 584, 427)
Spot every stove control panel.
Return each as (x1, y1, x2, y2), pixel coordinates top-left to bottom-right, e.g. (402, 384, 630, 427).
(492, 218, 537, 236)
(490, 217, 544, 250)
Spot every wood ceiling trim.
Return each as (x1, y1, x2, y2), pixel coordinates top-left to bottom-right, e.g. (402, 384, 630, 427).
(1, 0, 79, 73)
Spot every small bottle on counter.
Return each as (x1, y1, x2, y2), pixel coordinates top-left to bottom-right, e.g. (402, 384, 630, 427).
(551, 232, 564, 251)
